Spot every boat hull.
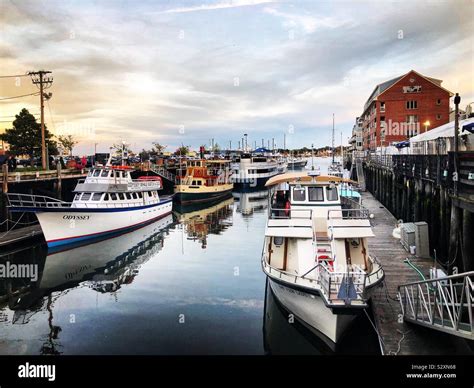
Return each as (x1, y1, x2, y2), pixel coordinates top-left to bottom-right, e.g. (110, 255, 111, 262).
(174, 186, 233, 204)
(232, 177, 273, 192)
(268, 278, 357, 344)
(35, 200, 173, 248)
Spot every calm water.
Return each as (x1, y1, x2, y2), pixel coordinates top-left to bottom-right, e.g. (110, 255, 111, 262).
(0, 158, 379, 355)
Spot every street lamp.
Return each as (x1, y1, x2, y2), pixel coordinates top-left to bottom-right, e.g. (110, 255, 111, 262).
(423, 120, 430, 133)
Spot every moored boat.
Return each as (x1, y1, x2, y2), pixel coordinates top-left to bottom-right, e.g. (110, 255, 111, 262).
(261, 171, 384, 345)
(6, 164, 173, 248)
(174, 159, 233, 204)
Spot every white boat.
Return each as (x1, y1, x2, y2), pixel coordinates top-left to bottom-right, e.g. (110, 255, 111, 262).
(6, 165, 173, 248)
(261, 171, 384, 345)
(231, 153, 282, 191)
(286, 157, 307, 170)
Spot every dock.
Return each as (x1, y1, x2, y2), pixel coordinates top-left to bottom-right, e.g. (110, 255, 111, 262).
(363, 191, 473, 355)
(0, 224, 43, 248)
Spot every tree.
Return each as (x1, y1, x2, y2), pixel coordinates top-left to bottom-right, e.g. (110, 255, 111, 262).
(112, 142, 133, 157)
(0, 108, 58, 166)
(152, 142, 167, 155)
(174, 145, 189, 156)
(139, 149, 150, 161)
(57, 134, 78, 156)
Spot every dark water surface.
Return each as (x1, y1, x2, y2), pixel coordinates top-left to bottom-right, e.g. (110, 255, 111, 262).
(0, 159, 380, 355)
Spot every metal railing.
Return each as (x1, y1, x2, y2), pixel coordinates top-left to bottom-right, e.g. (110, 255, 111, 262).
(6, 193, 70, 208)
(269, 207, 313, 220)
(261, 254, 368, 308)
(150, 164, 178, 184)
(398, 271, 474, 339)
(327, 208, 370, 220)
(365, 255, 384, 286)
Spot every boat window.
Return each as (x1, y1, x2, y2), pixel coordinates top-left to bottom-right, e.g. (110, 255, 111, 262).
(93, 169, 101, 177)
(110, 193, 118, 200)
(292, 187, 306, 201)
(192, 181, 196, 186)
(137, 192, 143, 199)
(118, 193, 125, 200)
(132, 192, 138, 199)
(326, 187, 339, 201)
(308, 187, 324, 201)
(148, 191, 152, 197)
(81, 192, 91, 201)
(87, 170, 93, 177)
(74, 194, 81, 201)
(125, 193, 132, 200)
(104, 193, 109, 201)
(101, 170, 109, 177)
(92, 192, 102, 201)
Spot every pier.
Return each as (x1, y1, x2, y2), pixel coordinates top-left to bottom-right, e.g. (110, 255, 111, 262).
(363, 192, 473, 355)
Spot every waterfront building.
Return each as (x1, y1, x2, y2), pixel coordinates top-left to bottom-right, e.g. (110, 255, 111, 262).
(360, 70, 452, 151)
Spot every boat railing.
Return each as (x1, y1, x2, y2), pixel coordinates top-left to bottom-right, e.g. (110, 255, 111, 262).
(327, 208, 369, 220)
(5, 193, 70, 208)
(129, 180, 162, 190)
(365, 255, 384, 286)
(318, 264, 367, 307)
(269, 207, 312, 220)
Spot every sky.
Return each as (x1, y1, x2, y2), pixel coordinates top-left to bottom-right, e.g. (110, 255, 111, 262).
(0, 0, 473, 155)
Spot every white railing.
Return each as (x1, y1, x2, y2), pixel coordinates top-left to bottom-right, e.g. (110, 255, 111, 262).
(398, 271, 474, 340)
(6, 193, 70, 208)
(128, 180, 162, 190)
(268, 207, 313, 220)
(327, 208, 370, 220)
(262, 254, 368, 308)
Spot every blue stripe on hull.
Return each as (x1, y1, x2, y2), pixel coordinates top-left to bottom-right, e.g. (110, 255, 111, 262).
(47, 211, 172, 248)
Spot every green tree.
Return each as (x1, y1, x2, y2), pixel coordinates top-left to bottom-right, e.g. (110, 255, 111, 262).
(0, 108, 58, 166)
(174, 145, 189, 156)
(112, 142, 133, 157)
(152, 142, 167, 155)
(57, 134, 78, 156)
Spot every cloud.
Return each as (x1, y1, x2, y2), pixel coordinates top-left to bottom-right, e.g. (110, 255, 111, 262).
(157, 0, 274, 14)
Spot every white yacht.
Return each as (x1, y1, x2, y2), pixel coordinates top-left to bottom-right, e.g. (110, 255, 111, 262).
(6, 164, 173, 248)
(261, 171, 384, 345)
(231, 153, 282, 191)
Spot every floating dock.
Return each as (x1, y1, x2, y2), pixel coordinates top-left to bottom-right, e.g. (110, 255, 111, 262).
(0, 224, 43, 248)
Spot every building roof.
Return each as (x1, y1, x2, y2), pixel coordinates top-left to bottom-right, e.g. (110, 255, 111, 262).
(362, 70, 453, 114)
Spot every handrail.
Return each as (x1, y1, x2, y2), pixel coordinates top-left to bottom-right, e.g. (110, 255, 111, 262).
(398, 271, 474, 288)
(268, 207, 313, 220)
(327, 208, 369, 220)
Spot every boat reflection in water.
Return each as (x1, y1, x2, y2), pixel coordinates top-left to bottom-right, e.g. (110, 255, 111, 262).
(263, 279, 381, 355)
(173, 197, 234, 249)
(0, 214, 174, 354)
(232, 190, 268, 216)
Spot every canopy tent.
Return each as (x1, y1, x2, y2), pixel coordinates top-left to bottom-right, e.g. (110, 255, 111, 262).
(253, 147, 271, 153)
(410, 117, 474, 143)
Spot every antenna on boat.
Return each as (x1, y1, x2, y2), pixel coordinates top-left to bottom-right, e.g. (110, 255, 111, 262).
(311, 143, 314, 170)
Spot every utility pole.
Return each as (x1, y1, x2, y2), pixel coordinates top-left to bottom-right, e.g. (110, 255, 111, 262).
(28, 70, 53, 170)
(454, 93, 461, 196)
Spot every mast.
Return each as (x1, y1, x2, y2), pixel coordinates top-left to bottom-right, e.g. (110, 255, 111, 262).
(332, 113, 335, 164)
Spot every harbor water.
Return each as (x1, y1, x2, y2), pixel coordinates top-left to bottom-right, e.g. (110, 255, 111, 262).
(0, 158, 380, 355)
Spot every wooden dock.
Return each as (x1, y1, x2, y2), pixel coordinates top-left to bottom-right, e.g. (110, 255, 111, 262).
(0, 224, 43, 248)
(363, 191, 473, 355)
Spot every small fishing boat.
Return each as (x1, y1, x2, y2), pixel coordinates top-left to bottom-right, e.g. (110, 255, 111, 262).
(261, 171, 384, 346)
(174, 159, 233, 204)
(286, 157, 307, 170)
(6, 162, 173, 248)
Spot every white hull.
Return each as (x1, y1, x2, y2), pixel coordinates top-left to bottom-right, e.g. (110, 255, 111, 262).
(36, 199, 173, 248)
(269, 279, 357, 344)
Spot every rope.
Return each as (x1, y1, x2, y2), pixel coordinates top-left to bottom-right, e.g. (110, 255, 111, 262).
(363, 309, 385, 354)
(387, 329, 411, 356)
(0, 212, 26, 239)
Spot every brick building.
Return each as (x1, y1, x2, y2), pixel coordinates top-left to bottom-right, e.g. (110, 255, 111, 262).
(360, 70, 452, 151)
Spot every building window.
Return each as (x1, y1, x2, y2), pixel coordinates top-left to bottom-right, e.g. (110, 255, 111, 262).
(436, 99, 441, 105)
(406, 115, 418, 123)
(380, 102, 385, 112)
(436, 114, 441, 120)
(406, 100, 418, 110)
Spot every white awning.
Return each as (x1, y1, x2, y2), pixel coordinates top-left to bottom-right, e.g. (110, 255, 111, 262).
(265, 227, 313, 238)
(331, 227, 374, 238)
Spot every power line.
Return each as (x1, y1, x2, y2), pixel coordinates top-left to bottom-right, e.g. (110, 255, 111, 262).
(0, 92, 40, 101)
(0, 74, 29, 79)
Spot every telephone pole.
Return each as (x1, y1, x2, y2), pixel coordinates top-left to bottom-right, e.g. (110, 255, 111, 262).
(28, 70, 53, 170)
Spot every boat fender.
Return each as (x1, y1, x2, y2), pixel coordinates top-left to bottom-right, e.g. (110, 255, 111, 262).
(392, 219, 403, 239)
(284, 201, 291, 217)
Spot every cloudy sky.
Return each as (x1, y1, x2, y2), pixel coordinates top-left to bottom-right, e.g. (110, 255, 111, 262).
(0, 0, 473, 154)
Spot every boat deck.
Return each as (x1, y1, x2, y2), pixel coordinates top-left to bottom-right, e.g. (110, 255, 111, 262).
(363, 192, 473, 355)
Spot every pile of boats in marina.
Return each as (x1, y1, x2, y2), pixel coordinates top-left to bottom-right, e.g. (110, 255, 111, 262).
(4, 149, 384, 348)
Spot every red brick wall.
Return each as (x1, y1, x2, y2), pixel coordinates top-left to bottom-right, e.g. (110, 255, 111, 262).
(362, 71, 451, 150)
